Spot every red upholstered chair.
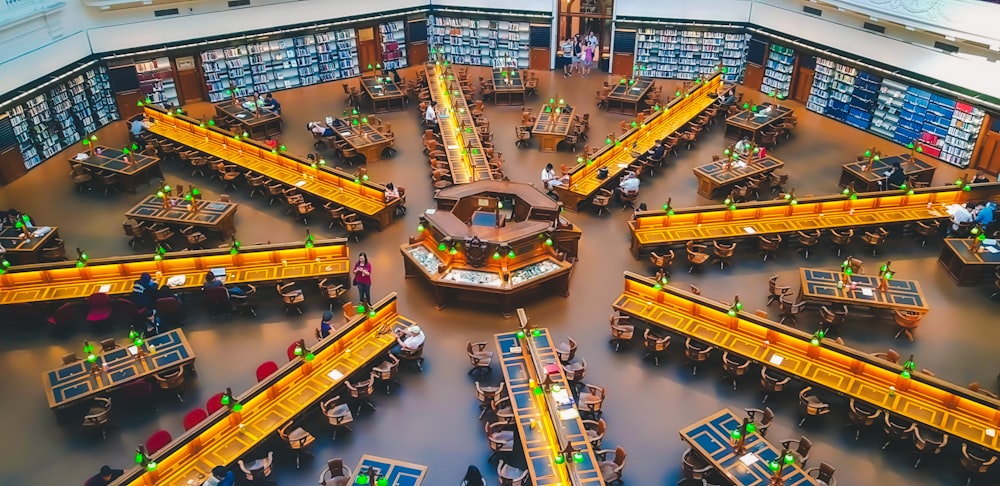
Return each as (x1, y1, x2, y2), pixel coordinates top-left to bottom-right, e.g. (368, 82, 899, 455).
(154, 297, 184, 325)
(113, 379, 153, 407)
(206, 392, 225, 415)
(183, 408, 208, 431)
(47, 302, 85, 334)
(204, 286, 232, 317)
(86, 292, 112, 324)
(145, 429, 173, 454)
(111, 298, 140, 329)
(287, 341, 303, 361)
(256, 361, 279, 382)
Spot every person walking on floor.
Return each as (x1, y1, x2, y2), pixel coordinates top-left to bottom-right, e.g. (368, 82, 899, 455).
(352, 252, 373, 308)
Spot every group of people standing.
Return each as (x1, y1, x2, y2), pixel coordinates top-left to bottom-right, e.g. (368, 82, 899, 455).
(561, 31, 599, 78)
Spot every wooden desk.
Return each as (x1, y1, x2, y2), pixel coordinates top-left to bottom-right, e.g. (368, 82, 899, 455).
(0, 240, 349, 307)
(628, 183, 1000, 258)
(606, 78, 653, 115)
(70, 147, 162, 193)
(214, 102, 282, 139)
(613, 272, 1000, 453)
(798, 267, 930, 315)
(353, 455, 427, 486)
(840, 154, 936, 192)
(532, 109, 574, 152)
(554, 73, 724, 210)
(0, 225, 60, 265)
(144, 105, 400, 230)
(492, 70, 525, 105)
(680, 409, 819, 486)
(125, 196, 238, 237)
(112, 294, 411, 486)
(693, 155, 784, 198)
(361, 76, 406, 113)
(495, 328, 604, 485)
(725, 104, 793, 143)
(44, 329, 194, 409)
(938, 238, 1000, 286)
(425, 63, 492, 184)
(323, 117, 392, 163)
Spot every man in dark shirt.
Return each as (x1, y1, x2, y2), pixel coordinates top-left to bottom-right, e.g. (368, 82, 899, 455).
(885, 162, 906, 189)
(638, 139, 665, 164)
(130, 272, 159, 309)
(84, 465, 123, 486)
(320, 311, 334, 338)
(262, 93, 281, 114)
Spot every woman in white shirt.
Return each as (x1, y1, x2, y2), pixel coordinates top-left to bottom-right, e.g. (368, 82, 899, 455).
(541, 163, 568, 191)
(384, 182, 400, 202)
(424, 101, 438, 126)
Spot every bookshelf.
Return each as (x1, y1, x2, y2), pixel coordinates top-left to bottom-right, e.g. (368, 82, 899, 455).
(380, 21, 408, 70)
(806, 57, 879, 131)
(135, 57, 178, 106)
(200, 29, 360, 102)
(760, 44, 794, 98)
(6, 66, 119, 169)
(427, 15, 530, 68)
(634, 27, 748, 82)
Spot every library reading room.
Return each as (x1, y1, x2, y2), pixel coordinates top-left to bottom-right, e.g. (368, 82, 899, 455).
(3, 0, 1000, 485)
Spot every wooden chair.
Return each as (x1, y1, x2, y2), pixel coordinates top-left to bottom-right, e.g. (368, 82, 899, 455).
(781, 436, 814, 467)
(721, 351, 750, 391)
(777, 295, 806, 326)
(745, 406, 775, 436)
(686, 241, 710, 273)
(318, 278, 347, 311)
(592, 188, 612, 216)
(608, 312, 634, 351)
(276, 282, 304, 314)
(466, 341, 494, 377)
(847, 398, 882, 440)
(862, 227, 889, 256)
(830, 229, 853, 256)
(641, 328, 671, 366)
(795, 229, 820, 259)
(893, 310, 922, 341)
(819, 305, 848, 336)
(514, 126, 531, 148)
(341, 212, 364, 241)
(960, 443, 997, 485)
(683, 337, 714, 375)
(595, 446, 627, 485)
(277, 420, 316, 469)
(913, 220, 940, 247)
(757, 234, 781, 262)
(760, 367, 792, 403)
(797, 386, 831, 426)
(767, 275, 791, 306)
(712, 241, 736, 270)
(649, 250, 674, 275)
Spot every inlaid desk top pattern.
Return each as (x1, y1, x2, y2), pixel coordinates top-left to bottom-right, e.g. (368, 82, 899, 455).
(629, 188, 979, 253)
(214, 102, 280, 124)
(726, 103, 793, 130)
(354, 455, 427, 486)
(944, 239, 1000, 264)
(496, 330, 604, 485)
(0, 242, 349, 306)
(72, 147, 159, 176)
(565, 74, 724, 197)
(799, 268, 929, 313)
(693, 156, 784, 185)
(361, 76, 405, 98)
(144, 107, 394, 219)
(843, 154, 935, 184)
(326, 117, 388, 149)
(680, 409, 818, 486)
(607, 78, 653, 102)
(492, 70, 524, 92)
(44, 330, 193, 408)
(613, 273, 1000, 452)
(425, 64, 492, 184)
(533, 110, 574, 137)
(125, 196, 237, 228)
(119, 296, 411, 486)
(0, 225, 57, 253)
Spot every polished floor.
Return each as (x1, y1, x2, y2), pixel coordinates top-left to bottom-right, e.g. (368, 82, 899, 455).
(0, 66, 997, 486)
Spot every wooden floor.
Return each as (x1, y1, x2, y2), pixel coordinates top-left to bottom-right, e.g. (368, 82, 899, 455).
(0, 65, 997, 486)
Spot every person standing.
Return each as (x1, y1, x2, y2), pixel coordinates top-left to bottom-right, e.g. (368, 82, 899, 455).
(561, 36, 574, 77)
(583, 43, 595, 78)
(587, 31, 598, 50)
(571, 35, 583, 76)
(352, 252, 372, 308)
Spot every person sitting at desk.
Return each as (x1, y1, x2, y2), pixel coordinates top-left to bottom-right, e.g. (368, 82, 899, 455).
(541, 163, 568, 192)
(308, 121, 335, 137)
(391, 325, 425, 356)
(885, 162, 905, 190)
(424, 101, 439, 131)
(631, 202, 647, 222)
(974, 201, 996, 227)
(204, 271, 243, 296)
(202, 466, 235, 486)
(973, 170, 992, 184)
(734, 136, 750, 155)
(84, 465, 123, 486)
(461, 465, 486, 486)
(320, 311, 334, 339)
(130, 115, 150, 139)
(130, 272, 160, 310)
(384, 182, 400, 202)
(614, 171, 640, 202)
(949, 202, 976, 235)
(637, 139, 665, 163)
(261, 93, 281, 114)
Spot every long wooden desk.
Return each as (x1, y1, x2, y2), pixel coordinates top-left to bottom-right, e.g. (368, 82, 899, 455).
(613, 272, 1000, 452)
(143, 105, 399, 230)
(628, 183, 1000, 258)
(840, 154, 936, 192)
(0, 225, 60, 265)
(426, 62, 493, 184)
(724, 103, 793, 143)
(680, 409, 819, 486)
(44, 329, 194, 409)
(0, 240, 349, 306)
(113, 294, 410, 486)
(798, 267, 930, 314)
(125, 195, 238, 237)
(606, 78, 653, 115)
(70, 147, 162, 193)
(533, 108, 574, 152)
(492, 69, 525, 105)
(354, 454, 427, 486)
(322, 117, 392, 163)
(214, 102, 282, 139)
(361, 76, 406, 113)
(938, 238, 1000, 286)
(496, 327, 604, 485)
(693, 155, 785, 198)
(554, 73, 724, 210)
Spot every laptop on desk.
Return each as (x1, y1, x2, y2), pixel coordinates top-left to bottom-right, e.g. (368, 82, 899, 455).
(210, 267, 226, 283)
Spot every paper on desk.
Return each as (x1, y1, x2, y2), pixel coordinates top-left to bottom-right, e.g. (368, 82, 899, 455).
(986, 247, 999, 253)
(327, 369, 344, 381)
(860, 287, 874, 297)
(769, 354, 784, 366)
(167, 275, 186, 287)
(987, 428, 996, 438)
(558, 408, 579, 420)
(236, 114, 247, 118)
(295, 180, 307, 187)
(552, 389, 572, 405)
(98, 284, 112, 293)
(739, 453, 760, 466)
(617, 164, 628, 169)
(984, 239, 997, 245)
(340, 132, 352, 137)
(74, 153, 90, 161)
(743, 227, 757, 234)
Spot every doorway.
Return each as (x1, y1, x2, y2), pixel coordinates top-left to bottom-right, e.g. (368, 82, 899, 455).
(558, 0, 614, 71)
(357, 27, 379, 75)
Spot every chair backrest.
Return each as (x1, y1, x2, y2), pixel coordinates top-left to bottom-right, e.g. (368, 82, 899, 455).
(183, 408, 209, 430)
(328, 458, 345, 477)
(88, 292, 111, 308)
(206, 392, 225, 414)
(204, 286, 230, 305)
(798, 436, 813, 455)
(145, 429, 173, 454)
(817, 463, 835, 482)
(256, 361, 279, 382)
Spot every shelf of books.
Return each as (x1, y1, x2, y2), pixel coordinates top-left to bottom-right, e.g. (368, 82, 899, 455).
(380, 21, 408, 70)
(634, 28, 748, 82)
(760, 44, 794, 98)
(805, 56, 880, 131)
(427, 15, 529, 69)
(6, 66, 119, 169)
(201, 29, 360, 102)
(135, 57, 178, 106)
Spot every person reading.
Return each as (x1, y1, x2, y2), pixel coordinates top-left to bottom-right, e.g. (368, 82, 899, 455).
(885, 162, 905, 190)
(637, 139, 665, 163)
(130, 115, 150, 138)
(308, 122, 335, 137)
(261, 93, 281, 114)
(614, 171, 639, 202)
(391, 325, 425, 356)
(384, 182, 400, 202)
(424, 101, 439, 130)
(541, 163, 568, 192)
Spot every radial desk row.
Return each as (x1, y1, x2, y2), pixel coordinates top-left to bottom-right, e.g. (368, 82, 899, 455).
(425, 62, 493, 184)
